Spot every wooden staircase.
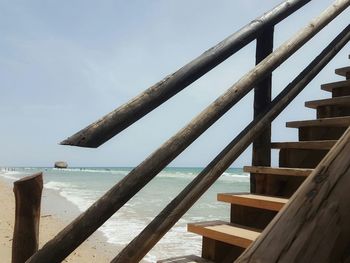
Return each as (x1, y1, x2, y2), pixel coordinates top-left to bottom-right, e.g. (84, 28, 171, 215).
(158, 58, 350, 263)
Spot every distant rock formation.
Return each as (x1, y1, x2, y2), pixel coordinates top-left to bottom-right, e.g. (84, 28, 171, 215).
(54, 161, 68, 169)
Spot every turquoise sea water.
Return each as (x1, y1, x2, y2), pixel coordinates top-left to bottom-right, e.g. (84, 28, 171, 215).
(0, 167, 249, 262)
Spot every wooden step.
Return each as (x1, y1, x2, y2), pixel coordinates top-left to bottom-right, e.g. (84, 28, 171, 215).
(217, 193, 288, 211)
(188, 221, 259, 248)
(321, 80, 350, 92)
(245, 166, 308, 197)
(244, 166, 313, 177)
(305, 96, 350, 109)
(286, 117, 349, 141)
(271, 140, 336, 150)
(335, 66, 350, 78)
(158, 255, 213, 263)
(286, 116, 350, 128)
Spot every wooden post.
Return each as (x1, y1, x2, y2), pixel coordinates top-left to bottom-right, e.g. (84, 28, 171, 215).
(251, 27, 274, 193)
(12, 173, 43, 263)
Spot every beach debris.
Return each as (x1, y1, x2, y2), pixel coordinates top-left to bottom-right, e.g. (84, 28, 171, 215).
(41, 214, 52, 218)
(54, 161, 68, 169)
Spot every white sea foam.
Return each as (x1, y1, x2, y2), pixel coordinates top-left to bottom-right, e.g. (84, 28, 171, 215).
(0, 170, 22, 181)
(40, 167, 248, 262)
(157, 171, 195, 179)
(45, 181, 71, 191)
(45, 181, 98, 211)
(52, 167, 130, 176)
(99, 213, 202, 262)
(0, 173, 18, 181)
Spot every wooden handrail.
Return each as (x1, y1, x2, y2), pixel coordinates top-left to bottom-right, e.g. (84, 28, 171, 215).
(60, 0, 311, 148)
(111, 24, 350, 263)
(27, 2, 349, 262)
(236, 128, 350, 262)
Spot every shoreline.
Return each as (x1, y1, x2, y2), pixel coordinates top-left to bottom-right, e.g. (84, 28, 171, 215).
(0, 176, 116, 262)
(0, 167, 246, 262)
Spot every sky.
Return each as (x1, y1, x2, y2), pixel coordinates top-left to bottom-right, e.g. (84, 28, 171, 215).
(0, 0, 349, 167)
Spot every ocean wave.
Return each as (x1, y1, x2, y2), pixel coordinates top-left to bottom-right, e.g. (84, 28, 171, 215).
(45, 181, 72, 191)
(0, 170, 23, 181)
(0, 173, 18, 181)
(45, 181, 99, 211)
(99, 214, 201, 263)
(50, 167, 131, 176)
(157, 171, 196, 179)
(39, 167, 249, 262)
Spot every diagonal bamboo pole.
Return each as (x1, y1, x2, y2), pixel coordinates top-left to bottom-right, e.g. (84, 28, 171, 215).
(27, 1, 350, 262)
(61, 0, 311, 148)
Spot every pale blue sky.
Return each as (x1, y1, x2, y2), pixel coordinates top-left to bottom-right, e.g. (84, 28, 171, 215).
(0, 0, 349, 167)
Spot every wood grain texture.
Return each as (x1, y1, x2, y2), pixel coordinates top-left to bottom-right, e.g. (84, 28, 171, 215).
(321, 79, 350, 92)
(298, 126, 347, 141)
(316, 104, 350, 118)
(279, 148, 329, 168)
(218, 193, 287, 211)
(12, 173, 43, 263)
(251, 26, 274, 193)
(305, 95, 350, 108)
(188, 221, 260, 248)
(236, 126, 350, 263)
(335, 66, 350, 79)
(286, 116, 350, 127)
(244, 166, 313, 177)
(202, 237, 244, 263)
(271, 140, 337, 149)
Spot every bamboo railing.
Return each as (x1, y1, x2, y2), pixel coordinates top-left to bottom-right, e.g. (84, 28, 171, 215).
(112, 24, 350, 263)
(27, 0, 350, 262)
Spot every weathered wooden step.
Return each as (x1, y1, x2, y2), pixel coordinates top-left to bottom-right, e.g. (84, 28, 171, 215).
(286, 116, 350, 128)
(305, 96, 350, 109)
(321, 79, 350, 92)
(245, 166, 309, 197)
(335, 66, 350, 78)
(244, 166, 313, 177)
(158, 255, 213, 263)
(306, 96, 350, 117)
(286, 117, 349, 141)
(271, 140, 336, 150)
(217, 193, 288, 212)
(188, 221, 260, 248)
(276, 141, 335, 168)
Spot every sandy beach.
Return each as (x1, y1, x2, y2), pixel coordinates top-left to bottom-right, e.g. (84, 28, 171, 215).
(0, 177, 116, 263)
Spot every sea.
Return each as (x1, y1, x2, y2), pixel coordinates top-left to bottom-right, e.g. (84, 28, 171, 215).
(0, 167, 249, 262)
